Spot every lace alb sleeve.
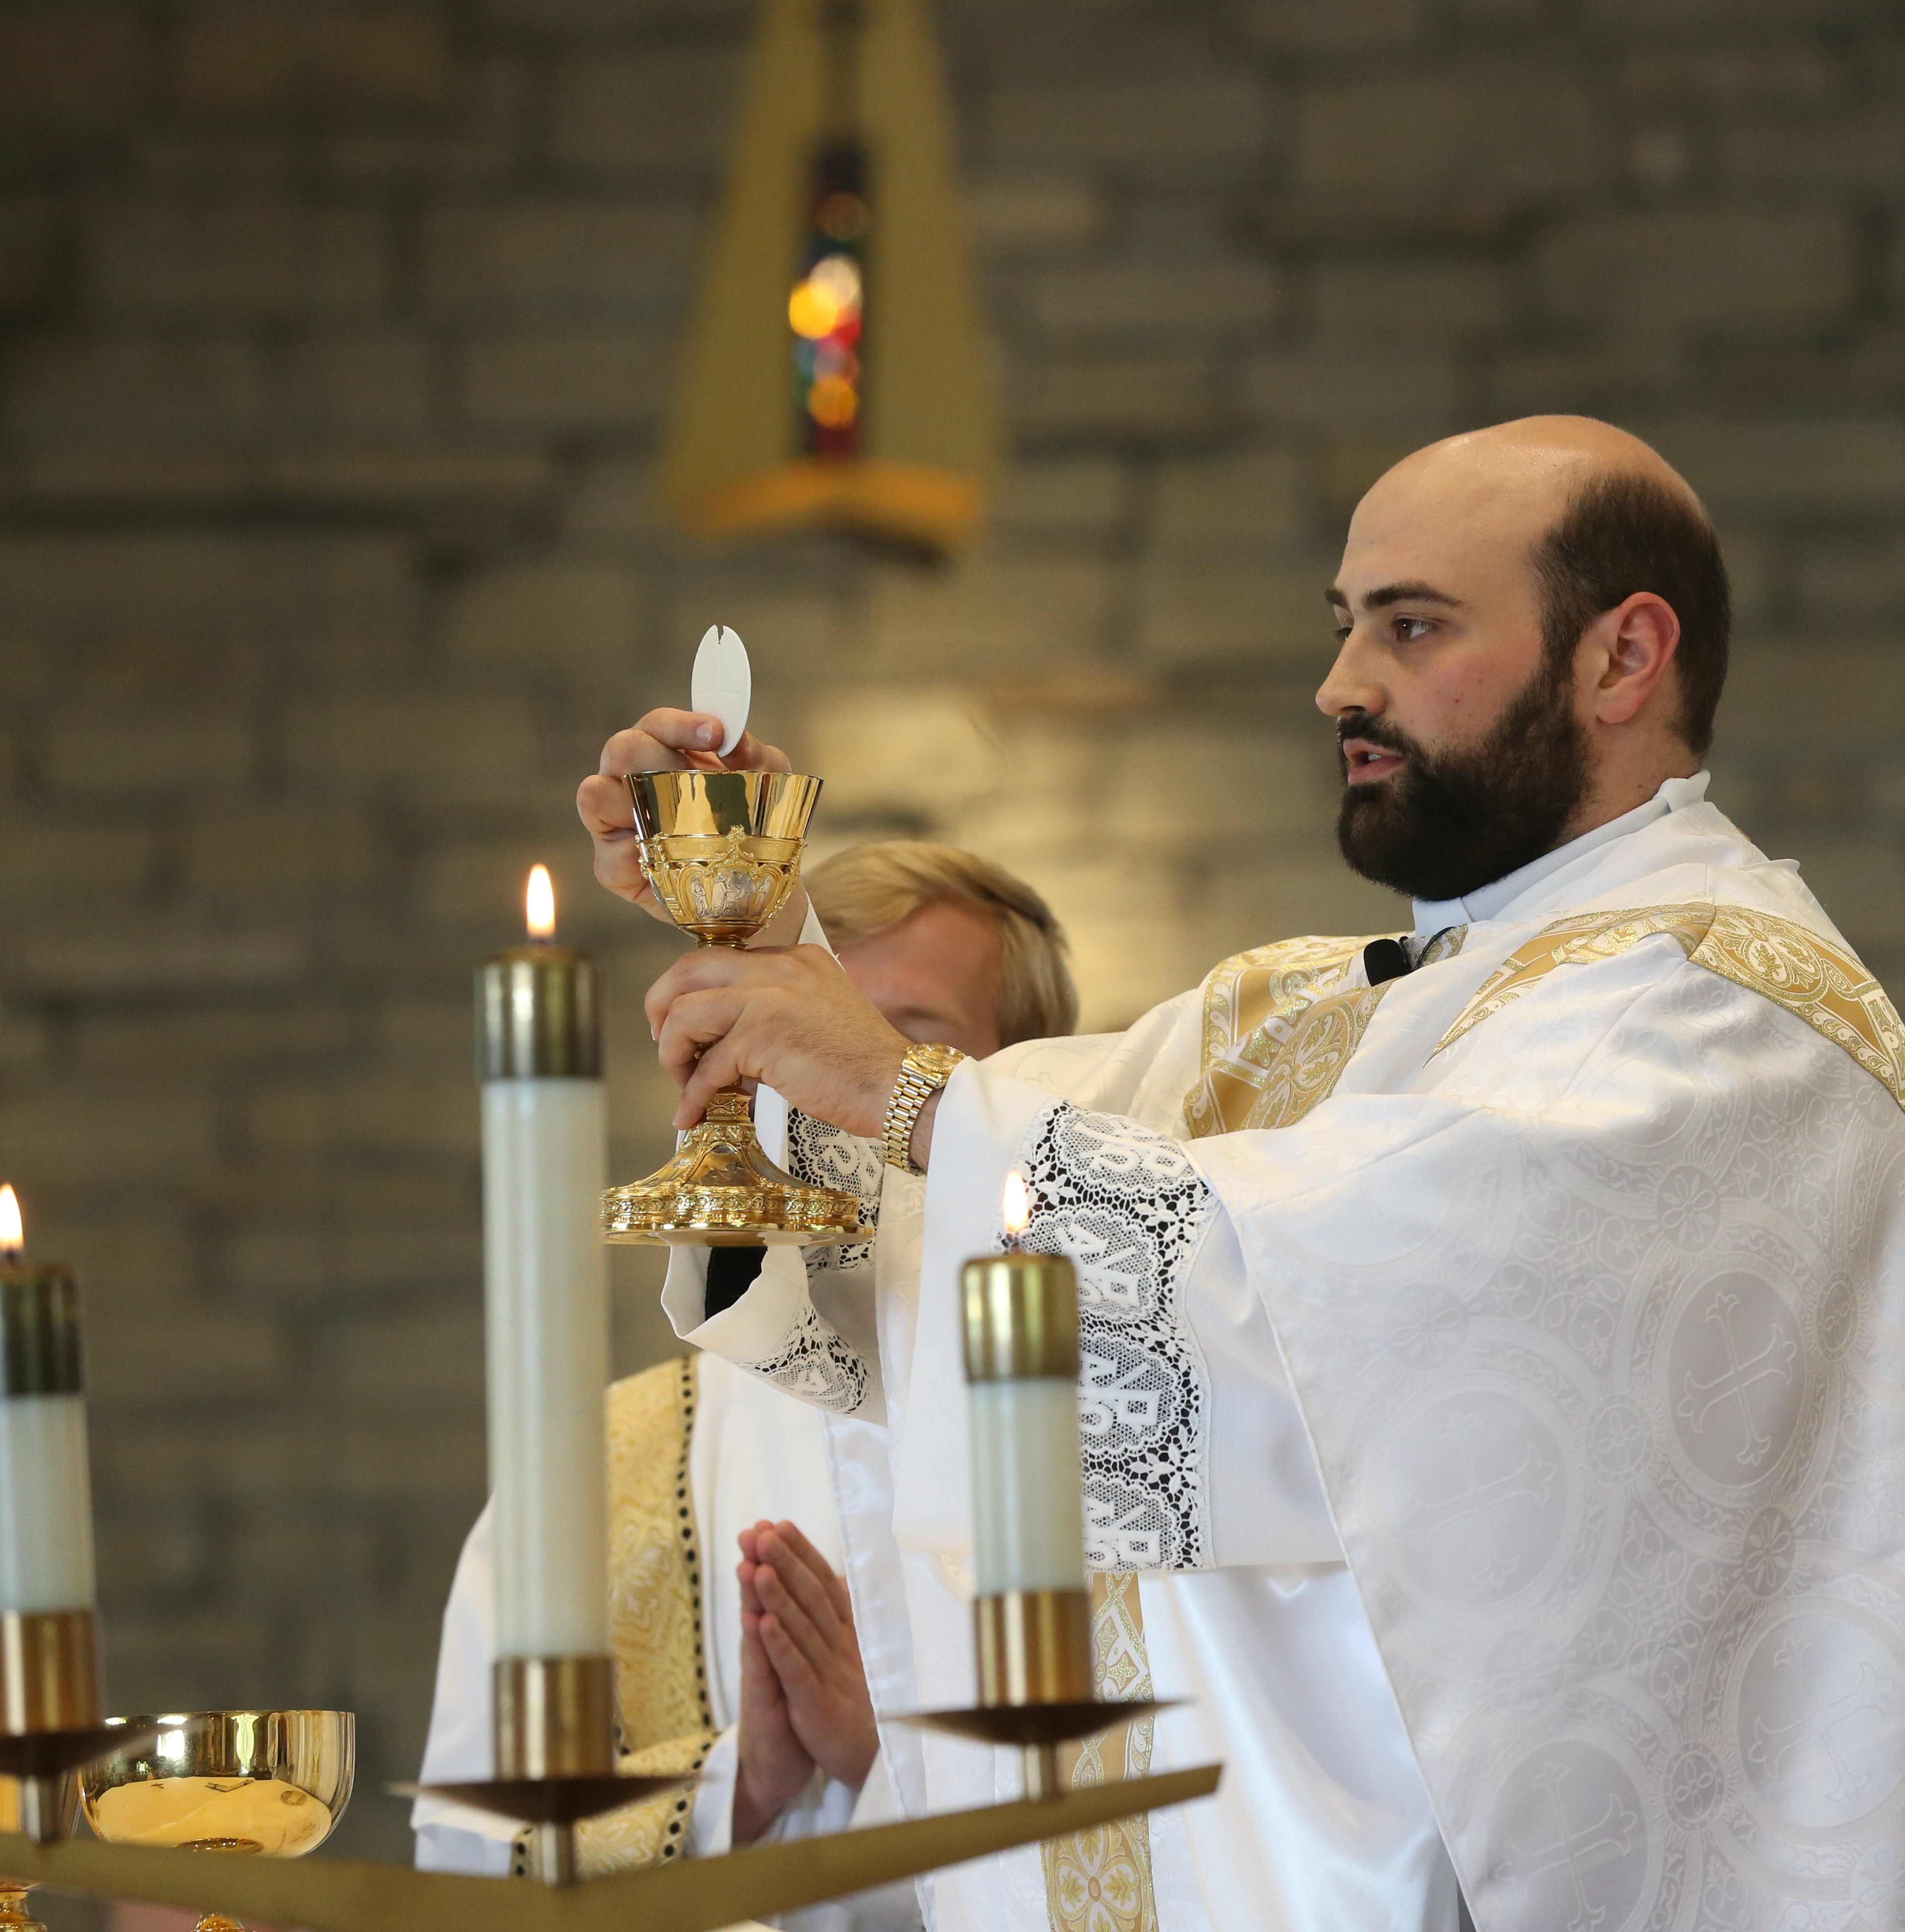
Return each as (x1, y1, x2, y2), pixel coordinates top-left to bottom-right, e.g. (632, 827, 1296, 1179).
(731, 1301, 869, 1414)
(1016, 1102, 1220, 1572)
(712, 1110, 883, 1416)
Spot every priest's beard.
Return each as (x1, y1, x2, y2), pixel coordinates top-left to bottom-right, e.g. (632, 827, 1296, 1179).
(1335, 650, 1590, 903)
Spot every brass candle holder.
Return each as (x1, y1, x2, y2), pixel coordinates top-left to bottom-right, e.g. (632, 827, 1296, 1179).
(0, 1239, 148, 1844)
(904, 1245, 1166, 1801)
(600, 769, 865, 1247)
(398, 1657, 685, 1887)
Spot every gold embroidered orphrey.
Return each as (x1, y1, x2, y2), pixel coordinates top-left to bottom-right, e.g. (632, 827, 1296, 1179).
(1040, 1572, 1160, 1932)
(564, 1355, 720, 1878)
(1186, 930, 1463, 1138)
(1437, 900, 1905, 1109)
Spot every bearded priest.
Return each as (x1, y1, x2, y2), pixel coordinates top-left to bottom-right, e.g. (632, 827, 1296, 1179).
(578, 416, 1905, 1932)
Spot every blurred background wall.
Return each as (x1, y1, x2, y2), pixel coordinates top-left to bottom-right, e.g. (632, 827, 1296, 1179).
(1, 0, 1901, 1862)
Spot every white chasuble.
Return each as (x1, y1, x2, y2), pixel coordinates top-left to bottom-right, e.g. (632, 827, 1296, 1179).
(667, 779, 1905, 1932)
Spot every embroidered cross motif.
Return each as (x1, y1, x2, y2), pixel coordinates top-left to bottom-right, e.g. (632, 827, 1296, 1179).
(1676, 1290, 1798, 1467)
(1418, 1408, 1557, 1589)
(1750, 1635, 1902, 1807)
(1497, 1761, 1640, 1932)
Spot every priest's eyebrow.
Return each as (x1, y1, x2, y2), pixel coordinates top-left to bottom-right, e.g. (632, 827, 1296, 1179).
(1325, 581, 1466, 611)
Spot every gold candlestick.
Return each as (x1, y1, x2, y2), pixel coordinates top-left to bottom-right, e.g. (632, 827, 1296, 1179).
(600, 769, 865, 1247)
(905, 1213, 1166, 1801)
(0, 1194, 130, 1843)
(399, 1656, 686, 1887)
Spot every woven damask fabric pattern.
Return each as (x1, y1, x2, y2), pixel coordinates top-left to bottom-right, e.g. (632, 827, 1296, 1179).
(1185, 933, 1382, 1138)
(574, 1355, 718, 1877)
(1439, 901, 1905, 1110)
(1019, 1103, 1215, 1573)
(1041, 1572, 1161, 1932)
(1221, 956, 1905, 1928)
(1186, 928, 1467, 1136)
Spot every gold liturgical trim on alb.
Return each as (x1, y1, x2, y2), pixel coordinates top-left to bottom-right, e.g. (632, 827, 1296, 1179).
(1041, 1574, 1159, 1932)
(1187, 929, 1465, 1138)
(569, 1356, 719, 1878)
(1437, 901, 1905, 1109)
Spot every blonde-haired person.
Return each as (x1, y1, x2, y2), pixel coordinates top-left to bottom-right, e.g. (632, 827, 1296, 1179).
(806, 841, 1078, 1058)
(414, 843, 1076, 1928)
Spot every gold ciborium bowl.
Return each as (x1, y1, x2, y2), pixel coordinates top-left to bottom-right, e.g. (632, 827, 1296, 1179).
(81, 1711, 353, 1932)
(602, 768, 866, 1248)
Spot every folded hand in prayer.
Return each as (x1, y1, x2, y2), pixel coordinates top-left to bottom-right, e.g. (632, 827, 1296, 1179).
(732, 1518, 879, 1846)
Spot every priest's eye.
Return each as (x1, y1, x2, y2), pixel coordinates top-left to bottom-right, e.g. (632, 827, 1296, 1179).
(1331, 621, 1352, 643)
(1392, 616, 1435, 642)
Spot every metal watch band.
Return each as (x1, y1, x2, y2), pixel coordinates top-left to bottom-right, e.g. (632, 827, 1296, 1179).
(882, 1044, 967, 1174)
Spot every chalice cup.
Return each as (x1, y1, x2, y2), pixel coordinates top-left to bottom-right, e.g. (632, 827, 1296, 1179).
(601, 769, 866, 1246)
(80, 1711, 353, 1932)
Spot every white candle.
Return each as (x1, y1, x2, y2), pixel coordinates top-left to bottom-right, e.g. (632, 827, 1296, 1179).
(478, 874, 609, 1659)
(961, 1175, 1093, 1709)
(967, 1378, 1085, 1593)
(0, 1186, 98, 1614)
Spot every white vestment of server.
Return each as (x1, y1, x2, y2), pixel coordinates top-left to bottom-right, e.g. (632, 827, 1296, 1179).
(411, 1350, 920, 1932)
(664, 774, 1905, 1932)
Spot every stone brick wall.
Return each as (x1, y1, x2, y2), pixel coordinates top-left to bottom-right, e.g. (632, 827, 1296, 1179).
(2, 0, 1901, 1865)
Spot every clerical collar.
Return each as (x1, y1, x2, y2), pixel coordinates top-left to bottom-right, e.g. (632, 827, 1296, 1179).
(1411, 770, 1711, 938)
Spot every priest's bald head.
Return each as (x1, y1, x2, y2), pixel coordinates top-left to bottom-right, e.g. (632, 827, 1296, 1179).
(1319, 415, 1729, 903)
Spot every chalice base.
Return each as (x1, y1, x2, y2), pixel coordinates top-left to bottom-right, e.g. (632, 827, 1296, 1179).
(601, 1091, 865, 1248)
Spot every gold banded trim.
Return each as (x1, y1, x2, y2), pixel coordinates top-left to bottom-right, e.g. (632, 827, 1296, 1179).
(1040, 1574, 1160, 1932)
(1437, 901, 1905, 1109)
(975, 1590, 1095, 1707)
(571, 1355, 720, 1879)
(492, 1656, 615, 1780)
(1187, 934, 1383, 1138)
(1187, 928, 1465, 1138)
(0, 1611, 99, 1734)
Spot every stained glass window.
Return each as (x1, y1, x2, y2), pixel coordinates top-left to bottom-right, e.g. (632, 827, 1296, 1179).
(788, 140, 868, 461)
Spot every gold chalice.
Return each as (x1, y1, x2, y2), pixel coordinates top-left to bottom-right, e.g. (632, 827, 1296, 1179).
(80, 1712, 353, 1932)
(601, 768, 866, 1246)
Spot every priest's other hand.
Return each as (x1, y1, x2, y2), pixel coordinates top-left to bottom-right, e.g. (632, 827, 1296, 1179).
(735, 1519, 878, 1845)
(576, 710, 800, 940)
(648, 944, 921, 1145)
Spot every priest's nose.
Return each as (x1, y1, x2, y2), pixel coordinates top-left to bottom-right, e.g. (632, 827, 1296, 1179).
(1315, 638, 1387, 720)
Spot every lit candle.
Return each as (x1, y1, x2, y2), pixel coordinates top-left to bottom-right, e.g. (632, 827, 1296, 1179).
(477, 871, 609, 1665)
(962, 1175, 1091, 1709)
(0, 1187, 98, 1623)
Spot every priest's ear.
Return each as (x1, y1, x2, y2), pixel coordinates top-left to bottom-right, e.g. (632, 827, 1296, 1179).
(1583, 591, 1681, 730)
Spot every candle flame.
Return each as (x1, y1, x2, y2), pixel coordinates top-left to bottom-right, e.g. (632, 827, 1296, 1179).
(0, 1185, 21, 1260)
(1001, 1172, 1031, 1241)
(525, 865, 556, 941)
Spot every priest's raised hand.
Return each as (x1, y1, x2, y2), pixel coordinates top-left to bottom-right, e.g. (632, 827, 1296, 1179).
(576, 706, 798, 937)
(732, 1518, 879, 1847)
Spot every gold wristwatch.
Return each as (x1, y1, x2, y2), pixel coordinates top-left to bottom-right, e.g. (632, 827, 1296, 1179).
(882, 1042, 967, 1174)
